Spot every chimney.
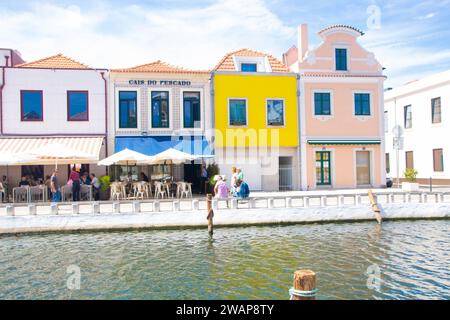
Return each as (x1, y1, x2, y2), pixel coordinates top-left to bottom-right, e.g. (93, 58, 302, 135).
(298, 24, 309, 62)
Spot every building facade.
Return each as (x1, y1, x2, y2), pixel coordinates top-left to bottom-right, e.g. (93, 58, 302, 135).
(284, 24, 386, 189)
(213, 49, 300, 191)
(108, 61, 213, 191)
(0, 53, 108, 187)
(385, 70, 450, 185)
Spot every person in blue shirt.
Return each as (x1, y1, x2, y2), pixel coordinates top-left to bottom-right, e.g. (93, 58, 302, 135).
(234, 180, 250, 199)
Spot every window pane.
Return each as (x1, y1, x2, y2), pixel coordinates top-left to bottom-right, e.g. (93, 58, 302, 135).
(151, 91, 170, 128)
(404, 105, 412, 128)
(229, 99, 247, 126)
(267, 99, 284, 126)
(335, 48, 347, 71)
(355, 93, 370, 116)
(68, 91, 88, 121)
(21, 91, 43, 121)
(432, 98, 441, 124)
(183, 92, 201, 128)
(433, 149, 444, 172)
(119, 91, 137, 128)
(241, 63, 257, 72)
(314, 93, 331, 115)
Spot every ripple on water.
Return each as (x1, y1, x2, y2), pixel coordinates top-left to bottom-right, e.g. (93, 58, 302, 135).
(0, 220, 449, 300)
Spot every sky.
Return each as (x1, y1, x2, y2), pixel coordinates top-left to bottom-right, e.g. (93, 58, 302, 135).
(1, 0, 450, 87)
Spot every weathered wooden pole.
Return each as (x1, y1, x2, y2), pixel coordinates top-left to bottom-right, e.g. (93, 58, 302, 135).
(368, 190, 382, 224)
(206, 194, 214, 237)
(290, 270, 317, 300)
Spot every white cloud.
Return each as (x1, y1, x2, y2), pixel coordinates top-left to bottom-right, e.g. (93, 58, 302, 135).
(0, 0, 295, 69)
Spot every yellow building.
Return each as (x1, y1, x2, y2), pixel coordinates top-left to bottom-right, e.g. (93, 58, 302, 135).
(213, 49, 300, 191)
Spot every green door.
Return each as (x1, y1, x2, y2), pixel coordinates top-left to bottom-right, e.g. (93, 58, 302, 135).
(315, 151, 331, 186)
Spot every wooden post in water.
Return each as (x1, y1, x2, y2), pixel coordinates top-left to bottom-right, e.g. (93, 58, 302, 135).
(206, 194, 214, 237)
(368, 190, 382, 224)
(290, 270, 317, 300)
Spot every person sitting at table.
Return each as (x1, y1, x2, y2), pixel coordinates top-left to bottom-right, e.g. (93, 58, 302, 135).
(19, 176, 30, 187)
(80, 172, 91, 185)
(140, 172, 149, 182)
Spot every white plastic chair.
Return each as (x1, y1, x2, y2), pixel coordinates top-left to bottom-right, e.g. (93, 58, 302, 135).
(154, 182, 166, 199)
(180, 182, 192, 199)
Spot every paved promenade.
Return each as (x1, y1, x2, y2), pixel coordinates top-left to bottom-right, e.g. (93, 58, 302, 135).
(0, 188, 449, 234)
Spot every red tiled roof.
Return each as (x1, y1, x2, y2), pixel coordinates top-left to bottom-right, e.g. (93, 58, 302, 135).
(111, 60, 210, 74)
(16, 54, 90, 69)
(214, 48, 290, 72)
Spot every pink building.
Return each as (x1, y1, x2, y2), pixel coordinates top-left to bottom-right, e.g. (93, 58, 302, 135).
(284, 24, 386, 189)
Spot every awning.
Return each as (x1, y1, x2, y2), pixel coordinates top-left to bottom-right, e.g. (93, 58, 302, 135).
(308, 139, 381, 146)
(0, 137, 104, 165)
(115, 136, 213, 156)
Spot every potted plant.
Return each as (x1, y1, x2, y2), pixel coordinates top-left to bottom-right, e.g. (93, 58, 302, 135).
(99, 175, 111, 200)
(402, 168, 419, 192)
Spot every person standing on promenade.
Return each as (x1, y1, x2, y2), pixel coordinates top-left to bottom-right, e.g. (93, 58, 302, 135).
(51, 170, 61, 203)
(230, 166, 238, 194)
(70, 168, 81, 202)
(200, 163, 208, 194)
(90, 173, 100, 201)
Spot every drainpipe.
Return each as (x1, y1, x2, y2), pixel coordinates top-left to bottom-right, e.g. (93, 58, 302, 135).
(0, 56, 9, 135)
(296, 73, 302, 190)
(100, 71, 108, 158)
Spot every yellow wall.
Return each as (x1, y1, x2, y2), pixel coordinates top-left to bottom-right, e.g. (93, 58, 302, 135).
(214, 73, 298, 147)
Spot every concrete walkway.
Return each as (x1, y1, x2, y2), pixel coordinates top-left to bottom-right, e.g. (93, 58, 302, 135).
(1, 201, 449, 235)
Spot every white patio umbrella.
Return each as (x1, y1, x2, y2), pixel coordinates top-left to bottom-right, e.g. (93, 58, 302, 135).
(98, 148, 151, 166)
(0, 152, 37, 166)
(146, 148, 197, 165)
(26, 143, 96, 168)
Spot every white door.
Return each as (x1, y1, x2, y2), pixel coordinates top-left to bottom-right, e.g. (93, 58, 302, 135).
(356, 151, 371, 186)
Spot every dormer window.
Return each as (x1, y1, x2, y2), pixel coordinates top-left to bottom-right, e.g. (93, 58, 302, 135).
(335, 48, 348, 71)
(241, 63, 257, 72)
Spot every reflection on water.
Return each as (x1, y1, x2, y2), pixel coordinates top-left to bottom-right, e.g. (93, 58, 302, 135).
(0, 220, 449, 300)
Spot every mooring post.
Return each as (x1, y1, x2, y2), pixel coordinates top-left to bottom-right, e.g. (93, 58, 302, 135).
(231, 198, 238, 209)
(153, 200, 160, 212)
(92, 202, 100, 214)
(112, 202, 120, 213)
(28, 204, 37, 215)
(132, 201, 141, 213)
(6, 205, 14, 216)
(290, 270, 317, 301)
(50, 203, 58, 215)
(439, 193, 444, 203)
(268, 198, 274, 208)
(338, 195, 345, 207)
(250, 198, 256, 209)
(303, 196, 309, 208)
(72, 203, 79, 215)
(206, 194, 214, 237)
(320, 196, 327, 207)
(173, 200, 180, 212)
(286, 197, 292, 208)
(192, 199, 199, 211)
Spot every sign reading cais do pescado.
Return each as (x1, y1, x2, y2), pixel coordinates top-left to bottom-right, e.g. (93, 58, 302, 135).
(128, 79, 192, 86)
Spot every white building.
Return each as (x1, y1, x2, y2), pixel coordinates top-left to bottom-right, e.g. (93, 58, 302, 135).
(0, 53, 108, 188)
(108, 61, 213, 193)
(385, 69, 450, 185)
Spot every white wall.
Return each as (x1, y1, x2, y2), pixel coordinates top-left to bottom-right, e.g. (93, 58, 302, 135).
(2, 68, 107, 135)
(385, 71, 450, 180)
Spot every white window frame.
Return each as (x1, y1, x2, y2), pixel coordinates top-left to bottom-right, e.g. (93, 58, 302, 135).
(312, 90, 334, 121)
(115, 87, 142, 133)
(179, 88, 204, 131)
(228, 97, 248, 128)
(148, 87, 174, 131)
(266, 98, 286, 128)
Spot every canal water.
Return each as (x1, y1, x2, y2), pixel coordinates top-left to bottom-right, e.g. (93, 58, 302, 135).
(0, 220, 449, 300)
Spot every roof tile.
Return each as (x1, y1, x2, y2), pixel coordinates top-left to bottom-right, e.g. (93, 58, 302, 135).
(214, 48, 289, 72)
(16, 54, 90, 69)
(111, 60, 210, 74)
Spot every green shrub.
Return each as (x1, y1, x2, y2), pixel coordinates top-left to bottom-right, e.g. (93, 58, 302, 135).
(206, 163, 220, 186)
(99, 175, 111, 192)
(404, 168, 418, 182)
